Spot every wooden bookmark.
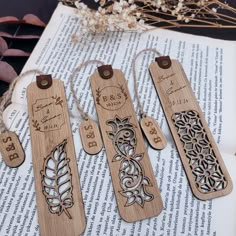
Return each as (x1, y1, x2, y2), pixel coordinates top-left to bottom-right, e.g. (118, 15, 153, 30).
(90, 65, 163, 222)
(0, 69, 45, 168)
(69, 60, 103, 156)
(0, 131, 25, 168)
(140, 116, 167, 150)
(149, 56, 233, 200)
(0, 84, 25, 168)
(132, 48, 167, 150)
(27, 75, 86, 236)
(79, 119, 103, 155)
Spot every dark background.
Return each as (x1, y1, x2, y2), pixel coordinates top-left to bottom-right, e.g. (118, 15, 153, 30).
(0, 0, 236, 95)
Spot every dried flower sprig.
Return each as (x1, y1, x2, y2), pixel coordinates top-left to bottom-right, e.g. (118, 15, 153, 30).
(73, 1, 146, 33)
(60, 0, 236, 33)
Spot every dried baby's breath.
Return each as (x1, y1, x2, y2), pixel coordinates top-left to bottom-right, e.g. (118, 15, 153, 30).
(71, 34, 79, 43)
(61, 0, 236, 33)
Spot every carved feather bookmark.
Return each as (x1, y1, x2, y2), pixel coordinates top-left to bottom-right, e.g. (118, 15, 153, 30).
(149, 56, 232, 200)
(27, 75, 86, 236)
(41, 139, 73, 219)
(90, 65, 163, 222)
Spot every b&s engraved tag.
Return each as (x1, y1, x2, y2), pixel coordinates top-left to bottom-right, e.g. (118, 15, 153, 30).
(140, 116, 167, 150)
(79, 119, 103, 155)
(0, 131, 25, 168)
(90, 65, 163, 222)
(27, 75, 86, 236)
(149, 57, 232, 200)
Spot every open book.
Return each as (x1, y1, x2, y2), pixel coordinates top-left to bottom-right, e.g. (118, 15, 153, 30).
(1, 3, 236, 235)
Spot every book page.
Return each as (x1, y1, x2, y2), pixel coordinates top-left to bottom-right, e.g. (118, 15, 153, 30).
(1, 3, 236, 236)
(11, 5, 236, 154)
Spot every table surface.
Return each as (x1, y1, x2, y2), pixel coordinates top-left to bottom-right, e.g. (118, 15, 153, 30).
(0, 0, 236, 95)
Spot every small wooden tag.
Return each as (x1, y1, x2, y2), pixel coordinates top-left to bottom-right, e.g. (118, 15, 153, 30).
(0, 131, 25, 168)
(27, 75, 86, 236)
(140, 116, 167, 150)
(90, 66, 163, 222)
(79, 119, 103, 155)
(149, 57, 233, 200)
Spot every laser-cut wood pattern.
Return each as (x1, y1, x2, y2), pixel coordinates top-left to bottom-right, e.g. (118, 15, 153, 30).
(90, 67, 163, 222)
(149, 57, 232, 200)
(172, 110, 227, 193)
(107, 115, 154, 207)
(27, 76, 86, 236)
(41, 139, 74, 219)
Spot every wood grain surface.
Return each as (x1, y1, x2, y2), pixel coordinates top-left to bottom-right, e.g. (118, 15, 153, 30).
(140, 116, 167, 150)
(0, 131, 25, 168)
(27, 77, 86, 236)
(79, 119, 103, 155)
(90, 67, 163, 222)
(149, 58, 233, 200)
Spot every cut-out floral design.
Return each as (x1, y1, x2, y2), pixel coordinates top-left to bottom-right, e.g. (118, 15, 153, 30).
(107, 115, 154, 207)
(172, 110, 227, 193)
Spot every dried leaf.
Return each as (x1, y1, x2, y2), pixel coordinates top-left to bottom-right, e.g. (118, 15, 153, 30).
(0, 15, 46, 27)
(0, 16, 24, 24)
(0, 32, 40, 39)
(0, 61, 17, 83)
(0, 37, 8, 54)
(23, 14, 46, 27)
(3, 49, 30, 57)
(0, 32, 12, 38)
(11, 35, 41, 39)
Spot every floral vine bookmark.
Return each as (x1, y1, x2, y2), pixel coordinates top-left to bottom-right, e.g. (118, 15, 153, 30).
(90, 65, 163, 222)
(27, 75, 86, 236)
(149, 56, 232, 200)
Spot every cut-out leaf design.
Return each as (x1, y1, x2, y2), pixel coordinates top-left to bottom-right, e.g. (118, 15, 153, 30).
(112, 154, 123, 162)
(41, 139, 74, 219)
(106, 131, 115, 140)
(0, 61, 17, 83)
(133, 153, 144, 161)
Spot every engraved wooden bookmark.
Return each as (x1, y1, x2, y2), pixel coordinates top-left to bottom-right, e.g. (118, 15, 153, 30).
(69, 61, 103, 156)
(149, 57, 233, 200)
(27, 75, 86, 236)
(140, 116, 167, 150)
(0, 131, 25, 167)
(0, 87, 25, 168)
(90, 65, 163, 222)
(79, 119, 103, 155)
(132, 48, 167, 150)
